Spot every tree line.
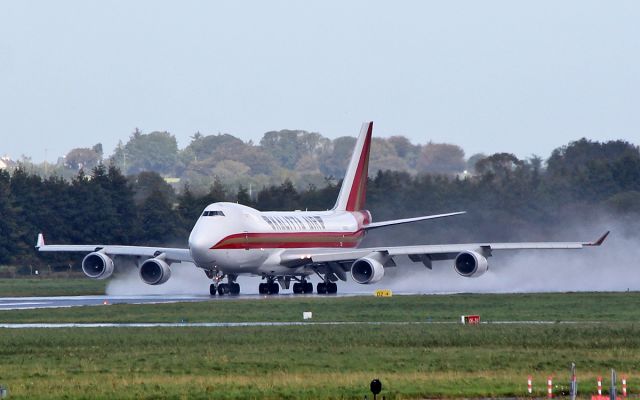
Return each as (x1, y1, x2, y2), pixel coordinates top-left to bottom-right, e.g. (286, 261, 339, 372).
(0, 137, 639, 268)
(19, 128, 472, 191)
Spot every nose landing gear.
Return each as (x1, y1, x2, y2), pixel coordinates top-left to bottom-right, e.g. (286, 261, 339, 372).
(206, 270, 240, 296)
(213, 282, 241, 295)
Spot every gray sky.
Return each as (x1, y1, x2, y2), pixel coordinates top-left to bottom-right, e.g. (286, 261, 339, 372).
(1, 1, 639, 162)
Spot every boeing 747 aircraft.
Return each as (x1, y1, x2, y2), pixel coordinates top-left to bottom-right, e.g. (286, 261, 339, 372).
(37, 122, 609, 295)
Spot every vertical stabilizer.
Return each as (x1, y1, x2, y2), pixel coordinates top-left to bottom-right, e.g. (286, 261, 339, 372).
(333, 122, 373, 211)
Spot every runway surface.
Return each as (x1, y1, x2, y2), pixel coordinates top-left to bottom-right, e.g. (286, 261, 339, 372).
(0, 320, 598, 329)
(0, 321, 425, 328)
(0, 293, 363, 311)
(0, 295, 600, 328)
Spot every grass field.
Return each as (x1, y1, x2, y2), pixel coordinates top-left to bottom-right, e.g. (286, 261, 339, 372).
(1, 289, 640, 399)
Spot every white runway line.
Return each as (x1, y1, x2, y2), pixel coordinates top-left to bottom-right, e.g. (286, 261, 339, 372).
(0, 321, 424, 329)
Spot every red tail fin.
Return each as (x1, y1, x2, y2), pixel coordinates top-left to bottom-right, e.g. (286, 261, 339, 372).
(333, 122, 373, 211)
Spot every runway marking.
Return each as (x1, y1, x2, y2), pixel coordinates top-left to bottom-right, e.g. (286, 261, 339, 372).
(0, 322, 422, 329)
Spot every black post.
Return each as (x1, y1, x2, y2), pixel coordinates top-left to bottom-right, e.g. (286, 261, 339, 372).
(370, 379, 382, 400)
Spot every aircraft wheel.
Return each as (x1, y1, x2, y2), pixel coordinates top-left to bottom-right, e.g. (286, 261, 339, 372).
(327, 282, 338, 294)
(304, 282, 313, 293)
(268, 282, 279, 295)
(209, 284, 217, 296)
(217, 283, 229, 295)
(317, 282, 327, 294)
(292, 283, 302, 294)
(230, 283, 240, 295)
(258, 283, 267, 294)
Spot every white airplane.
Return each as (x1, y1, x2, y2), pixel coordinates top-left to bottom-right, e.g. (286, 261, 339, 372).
(37, 122, 609, 295)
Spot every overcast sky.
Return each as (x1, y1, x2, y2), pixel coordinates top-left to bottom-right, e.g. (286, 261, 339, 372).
(1, 1, 639, 162)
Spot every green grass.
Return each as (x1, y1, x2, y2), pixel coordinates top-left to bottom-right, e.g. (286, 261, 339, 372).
(0, 323, 638, 399)
(0, 278, 106, 297)
(1, 293, 640, 399)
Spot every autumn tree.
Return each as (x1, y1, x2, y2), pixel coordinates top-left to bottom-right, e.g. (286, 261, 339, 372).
(417, 142, 465, 174)
(110, 129, 179, 176)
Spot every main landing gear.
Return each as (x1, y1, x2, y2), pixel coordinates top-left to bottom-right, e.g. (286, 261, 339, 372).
(255, 275, 338, 295)
(292, 279, 313, 294)
(258, 282, 279, 295)
(316, 281, 337, 294)
(206, 270, 339, 296)
(258, 276, 290, 294)
(258, 277, 319, 295)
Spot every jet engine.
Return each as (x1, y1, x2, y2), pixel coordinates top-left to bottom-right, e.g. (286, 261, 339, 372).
(139, 256, 171, 285)
(81, 251, 114, 280)
(350, 252, 386, 284)
(454, 250, 488, 277)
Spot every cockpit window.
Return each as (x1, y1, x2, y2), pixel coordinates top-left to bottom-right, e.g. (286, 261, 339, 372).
(202, 210, 225, 217)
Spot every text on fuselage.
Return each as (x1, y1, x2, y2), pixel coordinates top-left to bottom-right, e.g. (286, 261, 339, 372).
(261, 215, 326, 231)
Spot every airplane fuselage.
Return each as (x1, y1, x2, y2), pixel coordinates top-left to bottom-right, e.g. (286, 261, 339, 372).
(188, 202, 371, 276)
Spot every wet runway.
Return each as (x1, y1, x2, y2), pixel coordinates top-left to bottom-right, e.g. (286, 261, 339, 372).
(0, 293, 362, 311)
(0, 321, 426, 328)
(0, 295, 599, 328)
(0, 295, 204, 310)
(0, 319, 598, 329)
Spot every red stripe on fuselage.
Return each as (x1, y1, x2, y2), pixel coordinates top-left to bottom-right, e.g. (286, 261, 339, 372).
(210, 230, 365, 250)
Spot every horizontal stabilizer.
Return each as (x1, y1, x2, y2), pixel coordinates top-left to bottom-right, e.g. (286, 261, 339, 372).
(363, 211, 466, 230)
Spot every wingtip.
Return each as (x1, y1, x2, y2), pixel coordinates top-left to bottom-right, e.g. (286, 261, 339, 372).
(588, 230, 610, 246)
(36, 233, 45, 248)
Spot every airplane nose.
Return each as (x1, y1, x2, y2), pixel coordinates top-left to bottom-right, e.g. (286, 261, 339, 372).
(189, 231, 215, 267)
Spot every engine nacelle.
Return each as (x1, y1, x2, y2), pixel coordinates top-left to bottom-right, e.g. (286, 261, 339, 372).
(454, 250, 489, 277)
(139, 257, 171, 285)
(350, 252, 386, 284)
(81, 251, 114, 280)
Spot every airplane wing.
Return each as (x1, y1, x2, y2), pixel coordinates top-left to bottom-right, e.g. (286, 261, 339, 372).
(35, 234, 193, 263)
(279, 231, 610, 276)
(362, 211, 466, 230)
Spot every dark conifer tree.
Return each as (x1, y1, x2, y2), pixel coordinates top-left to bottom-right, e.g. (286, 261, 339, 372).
(236, 185, 253, 207)
(0, 170, 19, 264)
(137, 187, 185, 246)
